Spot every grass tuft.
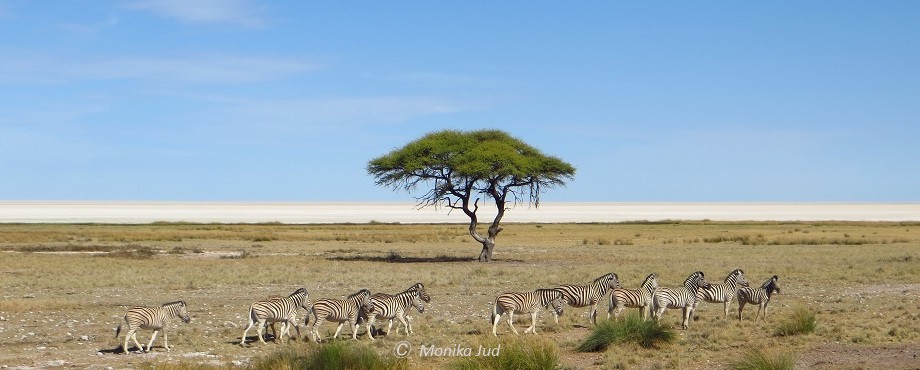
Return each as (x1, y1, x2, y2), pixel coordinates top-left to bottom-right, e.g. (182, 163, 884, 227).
(729, 348, 796, 370)
(577, 314, 675, 352)
(450, 336, 559, 370)
(249, 341, 407, 370)
(774, 307, 817, 336)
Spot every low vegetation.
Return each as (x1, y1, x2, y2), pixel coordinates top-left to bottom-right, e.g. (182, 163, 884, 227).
(577, 314, 675, 352)
(0, 222, 917, 369)
(774, 307, 818, 337)
(728, 348, 796, 370)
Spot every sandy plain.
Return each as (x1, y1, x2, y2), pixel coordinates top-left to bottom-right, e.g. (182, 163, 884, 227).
(1, 201, 919, 224)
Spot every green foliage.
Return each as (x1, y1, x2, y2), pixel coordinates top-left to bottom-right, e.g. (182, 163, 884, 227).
(577, 314, 675, 352)
(367, 129, 575, 204)
(249, 342, 407, 370)
(774, 307, 817, 336)
(450, 337, 559, 370)
(729, 348, 796, 370)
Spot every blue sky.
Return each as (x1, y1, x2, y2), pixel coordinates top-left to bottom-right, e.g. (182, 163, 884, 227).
(1, 1, 918, 202)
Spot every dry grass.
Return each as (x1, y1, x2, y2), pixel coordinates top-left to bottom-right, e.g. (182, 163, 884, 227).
(0, 222, 918, 369)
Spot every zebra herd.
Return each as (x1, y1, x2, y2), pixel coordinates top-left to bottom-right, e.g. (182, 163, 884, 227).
(115, 271, 781, 353)
(490, 270, 782, 335)
(115, 283, 430, 353)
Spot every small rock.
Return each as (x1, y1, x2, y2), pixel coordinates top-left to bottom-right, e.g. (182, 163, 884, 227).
(80, 335, 89, 341)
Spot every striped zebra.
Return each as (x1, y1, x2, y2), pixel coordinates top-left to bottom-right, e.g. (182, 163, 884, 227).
(115, 300, 191, 353)
(737, 275, 781, 322)
(491, 288, 565, 336)
(360, 285, 427, 340)
(554, 272, 622, 325)
(608, 273, 659, 320)
(652, 271, 710, 329)
(307, 288, 375, 342)
(239, 288, 309, 346)
(696, 269, 750, 318)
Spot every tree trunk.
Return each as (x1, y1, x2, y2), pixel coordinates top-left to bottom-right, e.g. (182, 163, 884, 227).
(478, 239, 495, 262)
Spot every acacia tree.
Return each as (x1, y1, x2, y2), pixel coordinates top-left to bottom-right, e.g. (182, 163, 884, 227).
(367, 129, 576, 262)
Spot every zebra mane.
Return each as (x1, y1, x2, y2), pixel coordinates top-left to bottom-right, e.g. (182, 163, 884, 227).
(162, 300, 185, 307)
(725, 269, 744, 282)
(642, 273, 657, 287)
(349, 288, 371, 299)
(289, 288, 308, 298)
(762, 275, 780, 290)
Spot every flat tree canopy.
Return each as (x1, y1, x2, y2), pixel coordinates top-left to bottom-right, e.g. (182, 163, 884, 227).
(367, 129, 576, 261)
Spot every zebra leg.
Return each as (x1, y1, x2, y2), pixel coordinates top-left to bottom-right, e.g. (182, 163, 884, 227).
(123, 328, 139, 353)
(310, 317, 325, 343)
(366, 316, 377, 340)
(507, 311, 519, 335)
(351, 319, 360, 340)
(240, 320, 257, 346)
(524, 312, 538, 334)
(333, 322, 345, 339)
(681, 307, 690, 329)
(738, 301, 746, 322)
(145, 330, 159, 352)
(163, 332, 170, 351)
(388, 318, 396, 336)
(405, 315, 414, 335)
(256, 319, 268, 344)
(590, 303, 598, 325)
(492, 310, 502, 336)
(723, 301, 730, 318)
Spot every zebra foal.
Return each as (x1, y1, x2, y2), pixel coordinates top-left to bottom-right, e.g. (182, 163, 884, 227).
(608, 273, 658, 320)
(360, 284, 428, 340)
(737, 275, 781, 322)
(115, 300, 191, 353)
(652, 271, 709, 329)
(491, 288, 565, 336)
(555, 272, 622, 325)
(307, 288, 375, 342)
(696, 268, 749, 318)
(240, 288, 309, 346)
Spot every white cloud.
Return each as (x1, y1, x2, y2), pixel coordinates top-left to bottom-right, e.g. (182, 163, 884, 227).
(126, 0, 265, 26)
(0, 55, 319, 84)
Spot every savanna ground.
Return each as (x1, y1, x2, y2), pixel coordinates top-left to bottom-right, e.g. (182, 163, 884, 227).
(1, 221, 918, 369)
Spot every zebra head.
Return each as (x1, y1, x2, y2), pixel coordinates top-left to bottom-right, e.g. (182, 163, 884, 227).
(549, 295, 565, 317)
(411, 291, 426, 314)
(599, 272, 622, 291)
(730, 269, 750, 288)
(642, 273, 659, 291)
(764, 275, 781, 295)
(686, 271, 710, 291)
(167, 301, 191, 323)
(353, 288, 375, 314)
(408, 282, 431, 303)
(291, 288, 310, 309)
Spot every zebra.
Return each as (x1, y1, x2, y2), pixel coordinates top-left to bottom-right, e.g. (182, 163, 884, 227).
(115, 300, 191, 354)
(240, 288, 309, 346)
(737, 275, 781, 322)
(652, 271, 710, 329)
(359, 286, 427, 340)
(307, 288, 375, 342)
(554, 272, 622, 325)
(491, 288, 565, 336)
(696, 269, 750, 318)
(608, 273, 659, 320)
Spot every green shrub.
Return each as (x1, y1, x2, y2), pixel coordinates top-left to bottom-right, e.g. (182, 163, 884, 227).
(250, 341, 407, 370)
(577, 314, 675, 352)
(450, 337, 559, 370)
(774, 307, 817, 336)
(729, 348, 795, 370)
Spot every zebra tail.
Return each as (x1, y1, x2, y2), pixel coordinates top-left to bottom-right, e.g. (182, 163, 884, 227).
(115, 323, 122, 339)
(304, 306, 313, 327)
